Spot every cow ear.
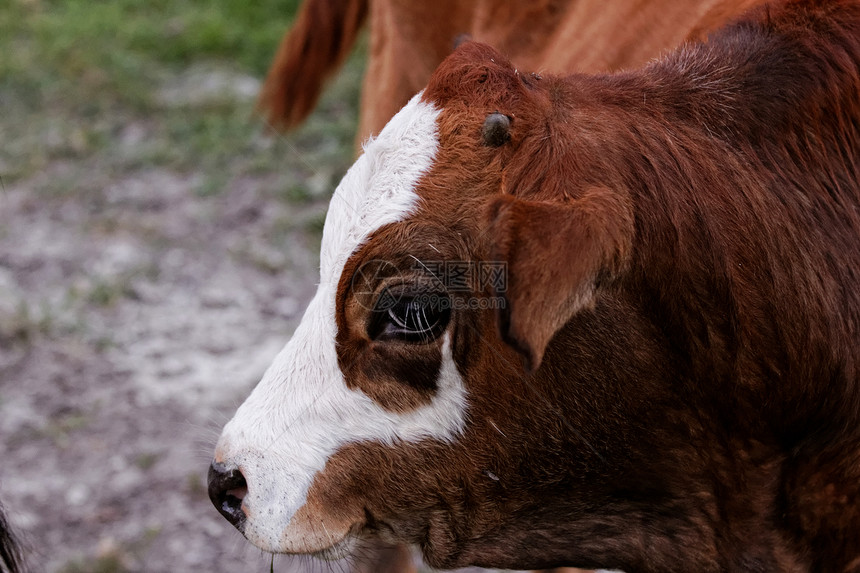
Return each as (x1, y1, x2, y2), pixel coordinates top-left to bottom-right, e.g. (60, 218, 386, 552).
(486, 189, 634, 372)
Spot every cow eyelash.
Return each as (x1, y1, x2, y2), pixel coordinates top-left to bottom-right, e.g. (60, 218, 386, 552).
(368, 290, 451, 344)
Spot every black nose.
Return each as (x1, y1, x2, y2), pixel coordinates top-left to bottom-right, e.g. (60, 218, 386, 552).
(208, 462, 248, 530)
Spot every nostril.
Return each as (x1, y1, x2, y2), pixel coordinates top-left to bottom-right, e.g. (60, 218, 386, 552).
(226, 483, 247, 502)
(208, 461, 248, 530)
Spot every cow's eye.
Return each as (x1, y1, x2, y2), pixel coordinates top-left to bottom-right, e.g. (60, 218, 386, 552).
(368, 291, 451, 343)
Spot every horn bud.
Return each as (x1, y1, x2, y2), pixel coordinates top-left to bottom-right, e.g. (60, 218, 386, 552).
(482, 113, 512, 147)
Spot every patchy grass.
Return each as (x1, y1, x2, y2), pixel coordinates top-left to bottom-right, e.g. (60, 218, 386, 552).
(87, 278, 135, 308)
(0, 301, 54, 346)
(59, 553, 129, 573)
(134, 452, 161, 471)
(185, 472, 206, 497)
(1, 0, 302, 105)
(57, 529, 161, 573)
(43, 410, 93, 449)
(1, 0, 363, 198)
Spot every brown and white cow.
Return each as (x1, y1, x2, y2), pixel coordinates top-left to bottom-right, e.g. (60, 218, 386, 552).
(210, 0, 860, 570)
(259, 0, 767, 145)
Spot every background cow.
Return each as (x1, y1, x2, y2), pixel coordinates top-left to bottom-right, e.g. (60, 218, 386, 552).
(212, 0, 860, 571)
(0, 504, 22, 573)
(258, 0, 766, 144)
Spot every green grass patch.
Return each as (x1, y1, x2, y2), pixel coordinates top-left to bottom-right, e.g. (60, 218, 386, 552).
(1, 0, 363, 201)
(1, 0, 301, 103)
(0, 300, 54, 346)
(134, 451, 161, 471)
(59, 553, 128, 573)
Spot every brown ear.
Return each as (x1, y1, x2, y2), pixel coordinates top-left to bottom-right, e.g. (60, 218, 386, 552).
(486, 189, 634, 372)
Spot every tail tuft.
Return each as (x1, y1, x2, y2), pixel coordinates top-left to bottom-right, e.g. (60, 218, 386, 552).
(258, 0, 369, 131)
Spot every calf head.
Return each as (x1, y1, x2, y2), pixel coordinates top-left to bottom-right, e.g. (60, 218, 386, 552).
(210, 43, 672, 572)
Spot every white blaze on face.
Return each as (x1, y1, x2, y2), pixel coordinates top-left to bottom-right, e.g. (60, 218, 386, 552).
(214, 93, 469, 554)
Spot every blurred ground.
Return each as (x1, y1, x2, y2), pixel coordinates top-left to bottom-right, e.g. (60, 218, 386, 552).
(0, 0, 386, 571)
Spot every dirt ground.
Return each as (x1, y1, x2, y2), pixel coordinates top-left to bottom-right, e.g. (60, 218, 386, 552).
(0, 158, 317, 572)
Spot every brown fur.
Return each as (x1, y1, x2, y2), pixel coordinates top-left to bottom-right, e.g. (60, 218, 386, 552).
(298, 0, 860, 570)
(258, 0, 768, 146)
(488, 189, 635, 372)
(351, 542, 416, 573)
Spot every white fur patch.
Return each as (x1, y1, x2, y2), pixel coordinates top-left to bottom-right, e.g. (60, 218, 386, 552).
(214, 94, 469, 553)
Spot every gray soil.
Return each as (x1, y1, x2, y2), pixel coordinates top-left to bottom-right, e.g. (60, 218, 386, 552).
(0, 159, 325, 571)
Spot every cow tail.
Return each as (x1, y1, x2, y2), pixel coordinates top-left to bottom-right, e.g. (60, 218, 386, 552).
(257, 0, 369, 131)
